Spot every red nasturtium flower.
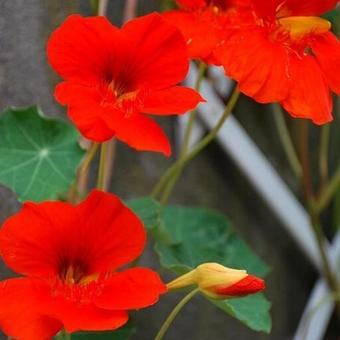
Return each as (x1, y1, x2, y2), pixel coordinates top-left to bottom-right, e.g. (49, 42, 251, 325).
(215, 0, 340, 124)
(47, 13, 204, 156)
(163, 0, 248, 62)
(167, 263, 265, 299)
(0, 190, 166, 340)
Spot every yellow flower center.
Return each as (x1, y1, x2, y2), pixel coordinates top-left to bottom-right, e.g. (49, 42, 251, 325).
(61, 264, 99, 286)
(279, 16, 331, 40)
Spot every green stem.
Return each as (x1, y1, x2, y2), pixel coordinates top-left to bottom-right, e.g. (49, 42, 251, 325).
(158, 63, 206, 205)
(152, 87, 240, 201)
(297, 122, 340, 314)
(68, 142, 99, 203)
(297, 122, 314, 199)
(316, 166, 340, 213)
(319, 124, 330, 192)
(272, 104, 302, 179)
(97, 142, 108, 191)
(154, 289, 199, 340)
(181, 62, 206, 155)
(79, 143, 99, 177)
(308, 207, 338, 294)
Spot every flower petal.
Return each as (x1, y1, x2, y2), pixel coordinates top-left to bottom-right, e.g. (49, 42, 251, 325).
(311, 31, 340, 94)
(0, 201, 76, 277)
(215, 27, 290, 102)
(47, 15, 124, 83)
(0, 278, 62, 340)
(106, 113, 172, 156)
(46, 295, 128, 333)
(56, 82, 115, 142)
(280, 0, 338, 16)
(74, 190, 146, 273)
(215, 274, 265, 297)
(250, 0, 338, 17)
(0, 191, 146, 278)
(143, 86, 205, 115)
(122, 13, 189, 90)
(95, 268, 167, 310)
(250, 0, 281, 17)
(163, 10, 222, 60)
(281, 54, 333, 124)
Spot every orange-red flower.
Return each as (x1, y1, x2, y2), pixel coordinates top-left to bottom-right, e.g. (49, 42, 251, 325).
(163, 0, 248, 62)
(47, 13, 204, 156)
(167, 263, 265, 299)
(0, 190, 166, 340)
(215, 0, 340, 124)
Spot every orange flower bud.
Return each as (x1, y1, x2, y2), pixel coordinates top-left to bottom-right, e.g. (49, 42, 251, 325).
(167, 263, 265, 299)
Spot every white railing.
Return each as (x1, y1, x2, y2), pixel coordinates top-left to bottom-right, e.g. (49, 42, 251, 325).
(181, 63, 339, 340)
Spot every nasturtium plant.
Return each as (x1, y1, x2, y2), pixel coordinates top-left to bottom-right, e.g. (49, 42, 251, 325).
(155, 206, 271, 333)
(0, 106, 84, 201)
(0, 0, 338, 338)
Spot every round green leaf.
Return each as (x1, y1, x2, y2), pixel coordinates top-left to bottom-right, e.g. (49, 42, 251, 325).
(0, 106, 84, 201)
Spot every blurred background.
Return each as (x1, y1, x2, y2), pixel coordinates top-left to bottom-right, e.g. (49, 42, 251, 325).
(0, 1, 339, 339)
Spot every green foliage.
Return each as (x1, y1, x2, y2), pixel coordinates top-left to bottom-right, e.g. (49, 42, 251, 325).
(125, 197, 161, 231)
(161, 0, 175, 11)
(72, 322, 135, 340)
(0, 106, 84, 202)
(155, 206, 272, 333)
(323, 8, 340, 27)
(213, 294, 272, 333)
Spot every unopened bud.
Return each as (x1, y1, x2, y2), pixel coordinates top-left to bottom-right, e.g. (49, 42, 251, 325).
(167, 263, 265, 299)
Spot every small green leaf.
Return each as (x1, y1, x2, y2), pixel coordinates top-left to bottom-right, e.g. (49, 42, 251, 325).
(125, 197, 161, 230)
(72, 322, 135, 340)
(155, 206, 271, 333)
(0, 106, 84, 202)
(213, 294, 272, 333)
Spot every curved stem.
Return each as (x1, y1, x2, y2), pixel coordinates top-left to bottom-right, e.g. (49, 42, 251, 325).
(79, 143, 99, 178)
(154, 289, 199, 340)
(297, 122, 339, 313)
(181, 62, 206, 155)
(308, 208, 338, 294)
(316, 166, 340, 213)
(97, 142, 108, 191)
(152, 87, 240, 202)
(68, 143, 99, 203)
(298, 122, 314, 199)
(319, 124, 330, 192)
(151, 165, 174, 199)
(158, 63, 206, 205)
(272, 104, 302, 179)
